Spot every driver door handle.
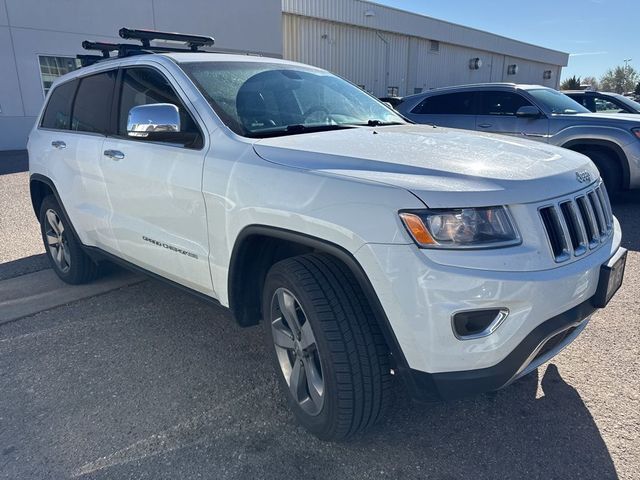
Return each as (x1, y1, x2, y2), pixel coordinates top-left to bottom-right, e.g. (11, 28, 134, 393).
(51, 140, 66, 149)
(103, 149, 125, 160)
(478, 123, 492, 128)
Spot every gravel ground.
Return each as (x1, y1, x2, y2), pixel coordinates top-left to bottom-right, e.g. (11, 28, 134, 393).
(0, 159, 638, 479)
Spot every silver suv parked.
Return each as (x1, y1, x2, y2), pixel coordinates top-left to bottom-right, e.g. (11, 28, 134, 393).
(397, 83, 640, 193)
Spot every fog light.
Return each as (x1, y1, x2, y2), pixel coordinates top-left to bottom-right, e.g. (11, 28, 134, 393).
(452, 309, 509, 340)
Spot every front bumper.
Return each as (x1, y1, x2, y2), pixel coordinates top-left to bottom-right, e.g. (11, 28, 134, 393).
(354, 221, 623, 400)
(410, 299, 594, 400)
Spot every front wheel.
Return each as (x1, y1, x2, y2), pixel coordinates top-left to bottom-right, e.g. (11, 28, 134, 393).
(262, 253, 392, 440)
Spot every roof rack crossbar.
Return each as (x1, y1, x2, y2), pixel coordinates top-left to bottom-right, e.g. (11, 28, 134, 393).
(79, 27, 220, 66)
(119, 27, 214, 51)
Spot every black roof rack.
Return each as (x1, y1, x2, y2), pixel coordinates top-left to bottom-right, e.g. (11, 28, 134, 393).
(77, 27, 215, 66)
(119, 28, 214, 50)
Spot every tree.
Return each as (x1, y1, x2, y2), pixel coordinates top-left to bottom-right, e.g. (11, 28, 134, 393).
(600, 65, 638, 94)
(582, 76, 599, 90)
(560, 75, 581, 90)
(635, 82, 640, 96)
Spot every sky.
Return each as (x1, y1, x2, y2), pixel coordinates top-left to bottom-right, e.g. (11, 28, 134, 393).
(373, 0, 635, 81)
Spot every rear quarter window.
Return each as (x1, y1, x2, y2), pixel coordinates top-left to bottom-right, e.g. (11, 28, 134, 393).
(41, 80, 78, 130)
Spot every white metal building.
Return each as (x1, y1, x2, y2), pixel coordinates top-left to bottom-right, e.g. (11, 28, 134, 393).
(0, 0, 283, 151)
(0, 0, 568, 151)
(283, 0, 568, 97)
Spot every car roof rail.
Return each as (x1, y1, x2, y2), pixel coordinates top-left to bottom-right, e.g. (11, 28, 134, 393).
(77, 27, 215, 66)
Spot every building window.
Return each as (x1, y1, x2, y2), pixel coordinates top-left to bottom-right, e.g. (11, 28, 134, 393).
(387, 86, 399, 96)
(413, 88, 423, 94)
(38, 56, 81, 97)
(429, 40, 440, 53)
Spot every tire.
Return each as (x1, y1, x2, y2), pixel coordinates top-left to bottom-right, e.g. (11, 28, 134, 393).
(262, 253, 392, 440)
(39, 195, 99, 285)
(583, 149, 622, 195)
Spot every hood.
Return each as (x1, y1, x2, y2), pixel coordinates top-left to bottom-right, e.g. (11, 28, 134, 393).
(253, 125, 599, 208)
(564, 112, 640, 125)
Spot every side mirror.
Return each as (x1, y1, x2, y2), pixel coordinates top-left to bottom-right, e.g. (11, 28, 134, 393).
(127, 103, 181, 138)
(515, 106, 542, 119)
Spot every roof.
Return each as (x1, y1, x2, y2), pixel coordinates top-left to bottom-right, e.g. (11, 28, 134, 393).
(282, 0, 569, 66)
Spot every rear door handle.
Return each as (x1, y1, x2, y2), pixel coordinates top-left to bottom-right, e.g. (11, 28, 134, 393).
(51, 140, 66, 149)
(478, 123, 492, 128)
(103, 149, 125, 160)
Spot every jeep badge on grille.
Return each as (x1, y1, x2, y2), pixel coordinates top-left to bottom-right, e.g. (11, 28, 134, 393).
(576, 170, 592, 183)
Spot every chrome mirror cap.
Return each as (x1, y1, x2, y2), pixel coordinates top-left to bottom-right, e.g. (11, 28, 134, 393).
(127, 103, 180, 137)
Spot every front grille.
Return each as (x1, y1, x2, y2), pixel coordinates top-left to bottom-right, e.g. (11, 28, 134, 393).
(539, 183, 613, 262)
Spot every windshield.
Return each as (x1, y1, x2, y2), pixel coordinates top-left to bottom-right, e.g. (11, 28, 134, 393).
(181, 61, 405, 138)
(611, 94, 640, 113)
(527, 88, 590, 114)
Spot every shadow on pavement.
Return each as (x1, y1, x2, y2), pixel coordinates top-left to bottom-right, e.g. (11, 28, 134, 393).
(0, 150, 28, 175)
(611, 190, 640, 252)
(356, 364, 619, 479)
(0, 253, 48, 281)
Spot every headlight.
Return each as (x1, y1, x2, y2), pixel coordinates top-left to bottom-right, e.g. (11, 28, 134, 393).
(399, 206, 521, 249)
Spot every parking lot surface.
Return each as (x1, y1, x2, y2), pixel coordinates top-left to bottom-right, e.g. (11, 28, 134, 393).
(1, 159, 638, 479)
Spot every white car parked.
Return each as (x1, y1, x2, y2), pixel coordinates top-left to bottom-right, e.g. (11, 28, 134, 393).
(28, 29, 626, 440)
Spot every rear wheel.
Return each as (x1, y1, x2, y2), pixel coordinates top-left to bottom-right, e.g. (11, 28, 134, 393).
(39, 195, 98, 284)
(262, 253, 392, 440)
(583, 149, 622, 195)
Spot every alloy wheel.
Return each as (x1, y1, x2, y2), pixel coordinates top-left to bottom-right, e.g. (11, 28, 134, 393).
(45, 209, 71, 273)
(270, 287, 325, 416)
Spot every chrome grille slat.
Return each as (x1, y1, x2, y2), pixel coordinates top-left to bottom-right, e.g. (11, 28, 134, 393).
(588, 191, 607, 236)
(595, 185, 613, 229)
(559, 201, 587, 256)
(576, 195, 599, 247)
(539, 182, 614, 262)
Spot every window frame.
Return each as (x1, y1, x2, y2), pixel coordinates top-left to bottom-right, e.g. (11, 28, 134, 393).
(39, 67, 118, 136)
(69, 69, 118, 136)
(112, 65, 205, 151)
(39, 77, 79, 132)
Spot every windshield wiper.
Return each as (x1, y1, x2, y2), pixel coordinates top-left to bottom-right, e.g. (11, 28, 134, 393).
(361, 120, 403, 126)
(246, 123, 355, 138)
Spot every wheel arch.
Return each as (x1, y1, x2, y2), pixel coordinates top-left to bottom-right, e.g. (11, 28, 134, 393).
(29, 173, 57, 218)
(227, 225, 413, 381)
(562, 139, 630, 189)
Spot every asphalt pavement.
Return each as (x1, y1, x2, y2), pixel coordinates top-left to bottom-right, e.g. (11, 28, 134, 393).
(0, 153, 638, 479)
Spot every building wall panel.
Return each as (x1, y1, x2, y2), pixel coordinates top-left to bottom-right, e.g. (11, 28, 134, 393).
(284, 13, 564, 96)
(0, 26, 24, 117)
(283, 0, 568, 66)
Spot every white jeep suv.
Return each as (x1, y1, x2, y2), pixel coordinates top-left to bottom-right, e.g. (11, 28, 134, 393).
(28, 30, 626, 440)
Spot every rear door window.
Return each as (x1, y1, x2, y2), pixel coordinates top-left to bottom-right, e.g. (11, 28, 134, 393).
(41, 80, 78, 130)
(71, 70, 117, 134)
(411, 92, 476, 115)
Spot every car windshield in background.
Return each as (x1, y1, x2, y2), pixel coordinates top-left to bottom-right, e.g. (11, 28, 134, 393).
(181, 61, 405, 138)
(527, 88, 590, 115)
(613, 94, 640, 113)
